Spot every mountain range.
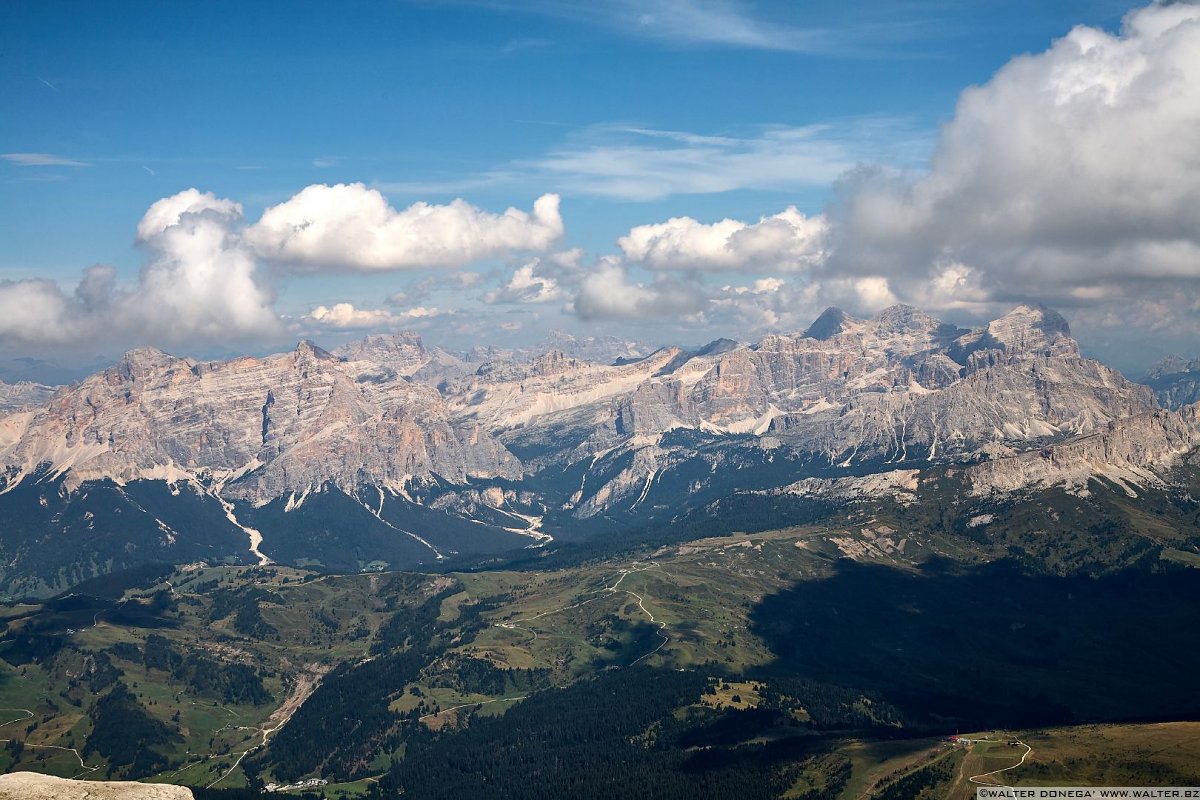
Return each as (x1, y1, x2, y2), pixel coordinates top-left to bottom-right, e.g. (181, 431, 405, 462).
(1143, 355, 1200, 410)
(0, 379, 55, 414)
(2, 302, 1197, 597)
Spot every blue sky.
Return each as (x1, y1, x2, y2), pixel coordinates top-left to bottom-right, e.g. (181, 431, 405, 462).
(3, 0, 1197, 373)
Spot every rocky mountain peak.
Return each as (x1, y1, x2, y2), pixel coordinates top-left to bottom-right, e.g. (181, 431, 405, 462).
(695, 338, 740, 357)
(804, 307, 855, 340)
(529, 349, 581, 376)
(1144, 354, 1200, 380)
(370, 331, 423, 350)
(343, 331, 425, 357)
(540, 329, 650, 362)
(0, 300, 1161, 532)
(1141, 354, 1200, 410)
(116, 347, 182, 381)
(870, 304, 943, 335)
(293, 339, 333, 363)
(331, 331, 461, 383)
(949, 304, 1078, 364)
(468, 349, 588, 384)
(985, 304, 1074, 354)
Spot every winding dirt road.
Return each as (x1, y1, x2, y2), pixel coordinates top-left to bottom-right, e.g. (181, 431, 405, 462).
(967, 738, 1033, 789)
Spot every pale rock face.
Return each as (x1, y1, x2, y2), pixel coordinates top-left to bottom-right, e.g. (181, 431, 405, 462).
(445, 347, 702, 431)
(0, 772, 193, 800)
(481, 304, 1152, 512)
(331, 330, 651, 393)
(776, 469, 922, 504)
(966, 403, 1200, 497)
(0, 380, 55, 413)
(0, 304, 1163, 518)
(953, 303, 1076, 359)
(332, 332, 477, 386)
(0, 340, 519, 504)
(539, 329, 651, 363)
(684, 304, 961, 429)
(333, 331, 430, 377)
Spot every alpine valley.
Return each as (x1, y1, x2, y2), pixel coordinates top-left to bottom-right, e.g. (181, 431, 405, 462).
(3, 304, 1200, 799)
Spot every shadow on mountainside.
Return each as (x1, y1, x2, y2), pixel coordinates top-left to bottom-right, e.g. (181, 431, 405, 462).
(749, 558, 1200, 728)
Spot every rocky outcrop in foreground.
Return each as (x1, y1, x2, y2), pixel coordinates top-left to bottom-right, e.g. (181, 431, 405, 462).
(0, 772, 192, 799)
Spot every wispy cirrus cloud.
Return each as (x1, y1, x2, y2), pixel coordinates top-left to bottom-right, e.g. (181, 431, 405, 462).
(439, 0, 934, 55)
(2, 152, 89, 167)
(618, 0, 831, 52)
(517, 119, 928, 200)
(500, 37, 553, 54)
(372, 118, 929, 201)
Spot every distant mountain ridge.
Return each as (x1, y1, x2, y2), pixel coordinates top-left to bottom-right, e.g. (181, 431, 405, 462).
(0, 379, 55, 413)
(1142, 355, 1200, 410)
(2, 302, 1192, 596)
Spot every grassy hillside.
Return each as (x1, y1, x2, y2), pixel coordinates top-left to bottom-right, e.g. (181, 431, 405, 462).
(2, 476, 1199, 796)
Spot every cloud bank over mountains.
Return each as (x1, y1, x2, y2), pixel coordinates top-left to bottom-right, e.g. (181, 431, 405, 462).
(827, 0, 1200, 308)
(585, 2, 1200, 341)
(1, 2, 1198, 363)
(0, 188, 562, 348)
(0, 189, 279, 347)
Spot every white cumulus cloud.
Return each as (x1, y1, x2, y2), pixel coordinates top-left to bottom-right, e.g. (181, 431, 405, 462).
(619, 207, 829, 272)
(0, 188, 279, 348)
(302, 302, 441, 331)
(0, 184, 579, 350)
(829, 1, 1200, 306)
(136, 188, 243, 241)
(484, 260, 570, 304)
(573, 260, 707, 320)
(133, 195, 280, 341)
(0, 278, 88, 345)
(245, 183, 563, 271)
